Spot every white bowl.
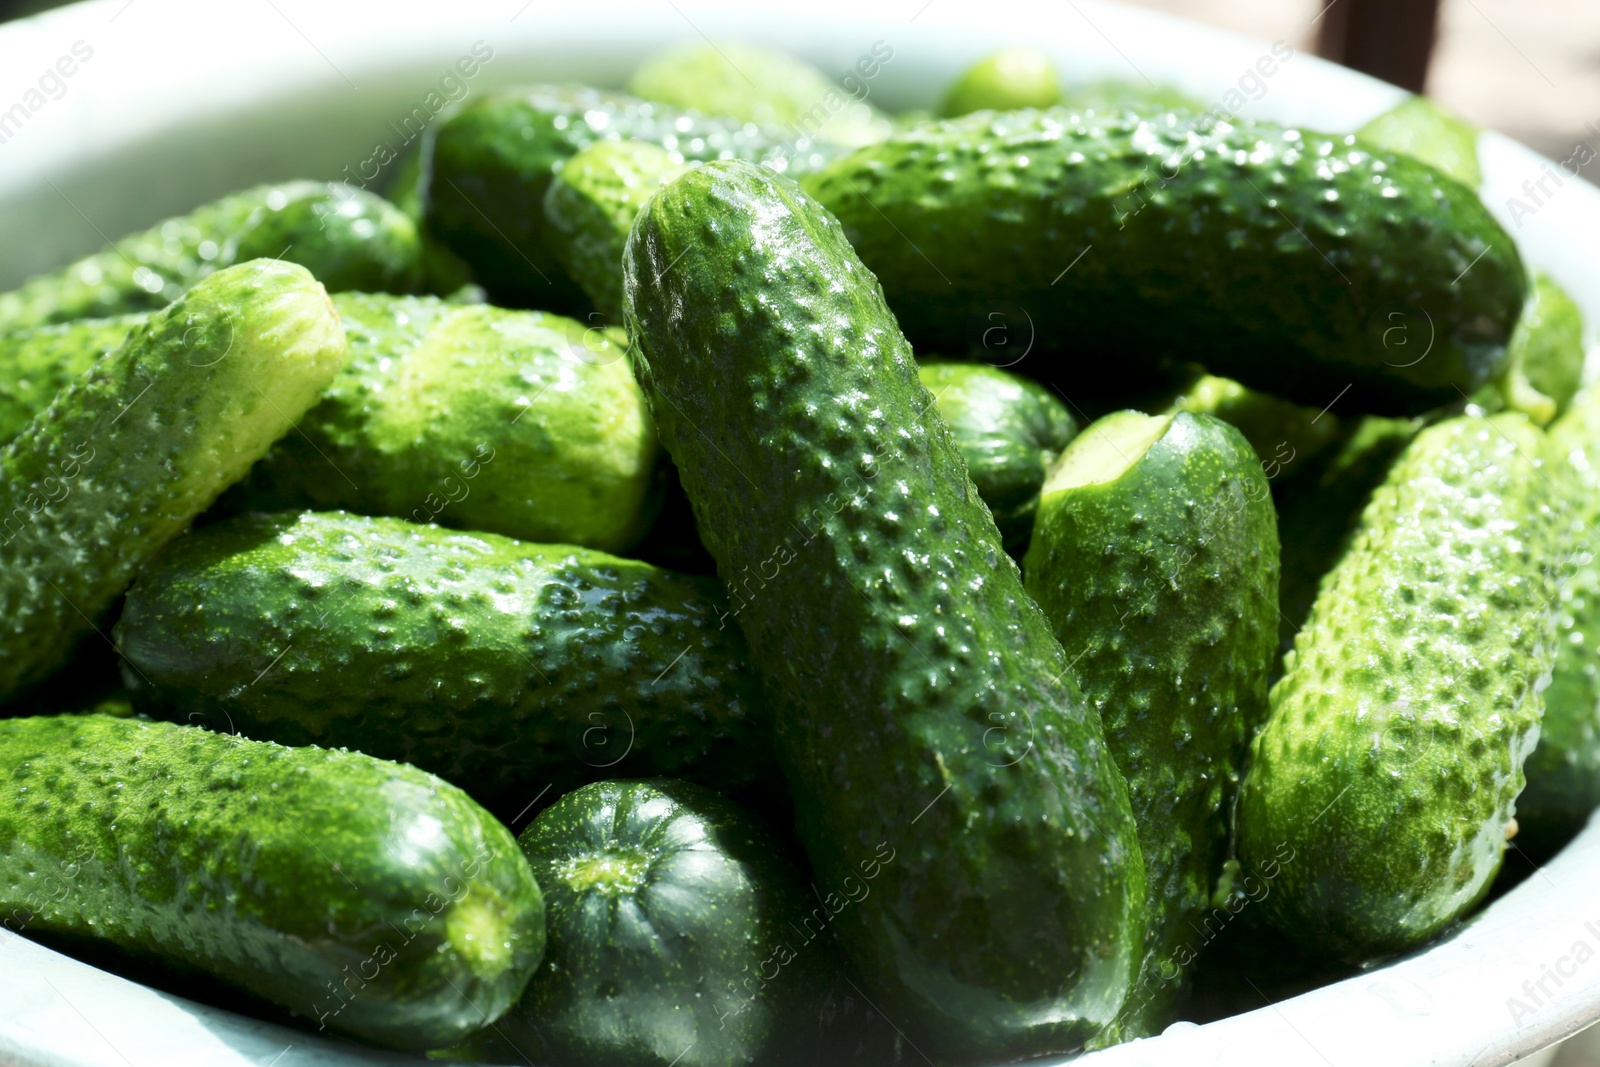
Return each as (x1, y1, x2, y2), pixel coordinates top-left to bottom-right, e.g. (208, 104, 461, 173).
(1, 2, 1598, 1065)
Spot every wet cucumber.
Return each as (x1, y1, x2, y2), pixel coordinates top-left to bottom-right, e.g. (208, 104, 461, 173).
(625, 159, 1145, 1059)
(0, 182, 420, 332)
(803, 109, 1526, 414)
(224, 292, 658, 553)
(0, 260, 345, 702)
(1023, 410, 1279, 1039)
(0, 315, 140, 449)
(425, 85, 837, 308)
(115, 510, 773, 810)
(0, 713, 544, 1049)
(917, 360, 1078, 551)
(1239, 413, 1567, 958)
(463, 778, 821, 1067)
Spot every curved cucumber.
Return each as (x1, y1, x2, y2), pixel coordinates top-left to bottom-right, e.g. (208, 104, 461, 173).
(0, 259, 345, 702)
(466, 778, 820, 1067)
(226, 293, 658, 553)
(1024, 410, 1279, 1039)
(0, 315, 141, 449)
(803, 109, 1526, 415)
(545, 140, 690, 322)
(115, 510, 773, 809)
(625, 159, 1145, 1058)
(0, 182, 420, 332)
(1239, 413, 1567, 958)
(425, 85, 837, 308)
(0, 713, 543, 1049)
(917, 359, 1078, 551)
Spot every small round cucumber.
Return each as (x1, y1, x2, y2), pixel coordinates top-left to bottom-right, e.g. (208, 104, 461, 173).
(0, 181, 420, 332)
(0, 713, 544, 1050)
(227, 293, 659, 553)
(940, 48, 1062, 117)
(464, 778, 820, 1067)
(0, 259, 346, 702)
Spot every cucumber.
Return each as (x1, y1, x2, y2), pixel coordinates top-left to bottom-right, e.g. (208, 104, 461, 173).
(629, 41, 893, 148)
(917, 359, 1078, 551)
(545, 141, 690, 322)
(803, 109, 1526, 415)
(224, 292, 658, 553)
(1238, 413, 1568, 958)
(940, 48, 1063, 116)
(0, 182, 420, 332)
(1519, 385, 1600, 851)
(1023, 410, 1279, 1039)
(1165, 373, 1342, 488)
(624, 159, 1145, 1058)
(115, 510, 774, 810)
(1510, 273, 1585, 418)
(461, 778, 820, 1067)
(1357, 96, 1481, 188)
(0, 259, 345, 702)
(0, 315, 140, 449)
(0, 713, 544, 1049)
(425, 85, 837, 308)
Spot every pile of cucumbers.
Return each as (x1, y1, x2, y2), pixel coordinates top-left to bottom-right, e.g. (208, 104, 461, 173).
(1, 35, 1595, 1067)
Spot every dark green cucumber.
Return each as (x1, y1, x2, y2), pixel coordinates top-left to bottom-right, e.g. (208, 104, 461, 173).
(1239, 413, 1567, 958)
(463, 778, 821, 1067)
(917, 359, 1078, 551)
(803, 109, 1526, 415)
(225, 292, 658, 553)
(1165, 373, 1342, 488)
(0, 714, 543, 1049)
(1023, 410, 1279, 1040)
(544, 140, 691, 322)
(0, 182, 420, 332)
(0, 260, 345, 702)
(1357, 96, 1481, 189)
(1519, 385, 1600, 852)
(115, 510, 773, 809)
(424, 85, 837, 308)
(0, 315, 140, 449)
(940, 48, 1063, 117)
(625, 159, 1145, 1059)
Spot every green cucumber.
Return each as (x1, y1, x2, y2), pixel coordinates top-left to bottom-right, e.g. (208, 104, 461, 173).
(544, 140, 691, 322)
(940, 48, 1063, 117)
(917, 359, 1078, 551)
(1165, 373, 1342, 487)
(0, 259, 345, 702)
(224, 292, 658, 553)
(115, 510, 773, 810)
(0, 182, 420, 332)
(624, 159, 1145, 1059)
(1238, 413, 1567, 958)
(0, 713, 543, 1050)
(1357, 96, 1481, 189)
(1519, 385, 1600, 851)
(425, 85, 837, 308)
(462, 778, 820, 1067)
(629, 41, 893, 148)
(1510, 273, 1586, 418)
(803, 109, 1526, 415)
(1023, 410, 1279, 1039)
(0, 315, 141, 449)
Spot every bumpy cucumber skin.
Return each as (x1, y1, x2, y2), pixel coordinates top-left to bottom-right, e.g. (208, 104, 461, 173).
(1520, 386, 1600, 849)
(545, 140, 691, 322)
(1239, 414, 1566, 959)
(1024, 412, 1279, 1040)
(466, 779, 818, 1067)
(0, 182, 420, 332)
(625, 160, 1145, 1060)
(1511, 273, 1585, 417)
(940, 49, 1063, 117)
(1167, 373, 1341, 487)
(628, 41, 893, 148)
(0, 260, 344, 701)
(0, 315, 140, 449)
(803, 109, 1526, 415)
(115, 510, 773, 808)
(426, 85, 837, 308)
(227, 293, 658, 553)
(0, 714, 544, 1049)
(1357, 96, 1481, 189)
(917, 360, 1077, 551)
